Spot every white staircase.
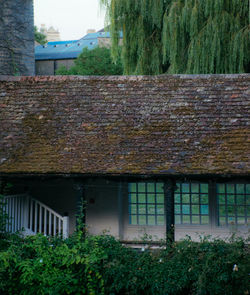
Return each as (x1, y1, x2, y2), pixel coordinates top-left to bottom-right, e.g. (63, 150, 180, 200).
(3, 194, 69, 238)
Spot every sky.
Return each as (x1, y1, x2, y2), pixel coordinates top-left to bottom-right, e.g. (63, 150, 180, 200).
(34, 0, 106, 41)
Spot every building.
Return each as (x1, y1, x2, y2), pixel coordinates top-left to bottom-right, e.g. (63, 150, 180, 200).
(35, 30, 123, 75)
(39, 24, 61, 42)
(0, 74, 249, 242)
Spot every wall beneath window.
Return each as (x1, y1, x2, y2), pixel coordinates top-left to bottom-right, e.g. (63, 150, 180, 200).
(175, 225, 249, 241)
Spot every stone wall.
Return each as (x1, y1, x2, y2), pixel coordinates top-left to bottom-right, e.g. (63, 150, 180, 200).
(0, 0, 34, 76)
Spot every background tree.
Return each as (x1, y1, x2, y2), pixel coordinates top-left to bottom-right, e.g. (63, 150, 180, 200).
(56, 46, 123, 75)
(100, 0, 249, 74)
(34, 26, 47, 45)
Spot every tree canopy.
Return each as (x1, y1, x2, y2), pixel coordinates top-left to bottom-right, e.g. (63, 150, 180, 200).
(100, 0, 249, 74)
(56, 46, 123, 75)
(34, 26, 47, 45)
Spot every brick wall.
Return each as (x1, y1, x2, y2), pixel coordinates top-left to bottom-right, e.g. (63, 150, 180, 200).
(0, 74, 249, 175)
(0, 0, 34, 76)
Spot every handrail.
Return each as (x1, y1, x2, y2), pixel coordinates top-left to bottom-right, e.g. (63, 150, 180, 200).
(3, 194, 69, 238)
(30, 197, 64, 221)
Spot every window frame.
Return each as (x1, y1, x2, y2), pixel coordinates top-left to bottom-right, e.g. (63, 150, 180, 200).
(126, 180, 249, 229)
(174, 182, 210, 226)
(128, 181, 165, 226)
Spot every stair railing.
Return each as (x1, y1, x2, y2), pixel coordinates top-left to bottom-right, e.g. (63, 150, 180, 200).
(3, 194, 69, 238)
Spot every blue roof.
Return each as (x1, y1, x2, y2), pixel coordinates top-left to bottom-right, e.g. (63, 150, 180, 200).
(35, 31, 122, 61)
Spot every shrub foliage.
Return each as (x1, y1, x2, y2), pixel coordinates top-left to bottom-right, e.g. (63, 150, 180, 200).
(0, 231, 249, 295)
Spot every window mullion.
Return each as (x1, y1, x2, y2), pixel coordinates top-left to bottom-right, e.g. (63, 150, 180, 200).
(209, 181, 217, 228)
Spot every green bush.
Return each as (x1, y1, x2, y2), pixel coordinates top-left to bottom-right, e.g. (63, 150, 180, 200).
(0, 231, 249, 295)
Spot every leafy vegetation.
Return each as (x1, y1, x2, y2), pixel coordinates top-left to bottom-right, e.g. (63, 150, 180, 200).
(100, 0, 250, 74)
(56, 47, 123, 75)
(34, 26, 47, 45)
(0, 230, 249, 294)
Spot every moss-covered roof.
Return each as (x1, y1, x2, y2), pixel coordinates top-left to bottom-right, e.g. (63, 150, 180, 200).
(0, 74, 249, 175)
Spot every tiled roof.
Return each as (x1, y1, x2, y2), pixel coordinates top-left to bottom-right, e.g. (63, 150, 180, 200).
(0, 74, 249, 176)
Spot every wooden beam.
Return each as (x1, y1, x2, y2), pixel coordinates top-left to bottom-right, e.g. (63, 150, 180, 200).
(164, 179, 175, 243)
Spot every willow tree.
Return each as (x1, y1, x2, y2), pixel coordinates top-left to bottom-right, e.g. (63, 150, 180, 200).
(100, 0, 249, 74)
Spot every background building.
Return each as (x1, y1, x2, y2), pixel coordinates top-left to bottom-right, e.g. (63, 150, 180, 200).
(39, 24, 61, 42)
(35, 29, 123, 75)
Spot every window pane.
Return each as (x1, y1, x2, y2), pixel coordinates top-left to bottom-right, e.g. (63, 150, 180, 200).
(175, 215, 181, 224)
(218, 195, 225, 204)
(148, 194, 155, 203)
(148, 215, 156, 225)
(217, 184, 225, 193)
(131, 215, 137, 225)
(200, 184, 208, 193)
(200, 195, 208, 204)
(176, 183, 181, 193)
(246, 195, 250, 205)
(182, 205, 190, 214)
(219, 206, 226, 216)
(138, 215, 146, 225)
(138, 194, 146, 203)
(129, 183, 137, 192)
(175, 205, 180, 214)
(175, 194, 180, 203)
(192, 205, 199, 214)
(156, 194, 164, 203)
(182, 183, 189, 193)
(191, 183, 199, 193)
(236, 195, 245, 205)
(201, 216, 209, 224)
(227, 184, 235, 194)
(237, 217, 245, 225)
(192, 216, 199, 224)
(157, 216, 164, 225)
(139, 204, 146, 214)
(228, 195, 235, 204)
(219, 217, 226, 225)
(147, 183, 155, 193)
(156, 205, 164, 214)
(183, 215, 190, 224)
(182, 194, 190, 203)
(148, 205, 155, 214)
(156, 183, 164, 193)
(138, 183, 146, 192)
(191, 194, 199, 203)
(228, 216, 236, 224)
(130, 193, 137, 203)
(227, 206, 235, 215)
(201, 205, 208, 215)
(236, 184, 244, 194)
(130, 204, 137, 214)
(237, 206, 245, 216)
(246, 185, 250, 194)
(247, 206, 250, 215)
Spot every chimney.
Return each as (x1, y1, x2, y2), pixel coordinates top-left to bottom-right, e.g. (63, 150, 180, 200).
(0, 0, 35, 76)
